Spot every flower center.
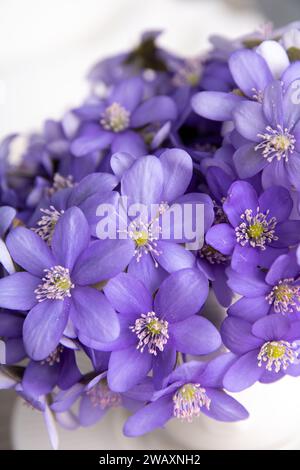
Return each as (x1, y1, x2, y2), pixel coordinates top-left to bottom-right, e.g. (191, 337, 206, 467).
(34, 206, 64, 244)
(124, 203, 168, 267)
(235, 207, 278, 250)
(47, 173, 74, 196)
(173, 383, 210, 422)
(35, 266, 74, 302)
(255, 125, 295, 162)
(100, 102, 130, 132)
(199, 243, 228, 265)
(173, 59, 202, 87)
(257, 340, 298, 372)
(266, 278, 300, 314)
(86, 382, 121, 409)
(41, 345, 64, 366)
(130, 311, 169, 356)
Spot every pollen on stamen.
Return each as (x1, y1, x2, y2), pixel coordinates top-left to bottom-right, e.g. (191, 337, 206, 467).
(33, 206, 64, 244)
(199, 243, 229, 265)
(35, 266, 74, 302)
(255, 124, 295, 162)
(86, 382, 121, 409)
(173, 383, 211, 422)
(266, 278, 300, 314)
(257, 340, 298, 373)
(47, 173, 74, 197)
(41, 345, 64, 366)
(100, 102, 130, 133)
(235, 207, 278, 250)
(130, 311, 169, 356)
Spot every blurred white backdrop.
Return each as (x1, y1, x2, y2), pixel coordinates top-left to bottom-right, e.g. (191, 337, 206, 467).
(0, 0, 266, 137)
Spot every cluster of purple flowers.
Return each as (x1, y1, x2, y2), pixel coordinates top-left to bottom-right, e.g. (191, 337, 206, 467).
(1, 24, 300, 448)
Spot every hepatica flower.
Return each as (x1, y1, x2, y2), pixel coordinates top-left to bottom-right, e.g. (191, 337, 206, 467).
(5, 23, 300, 447)
(227, 251, 300, 322)
(71, 77, 177, 157)
(124, 358, 249, 436)
(0, 207, 134, 360)
(222, 314, 300, 391)
(206, 180, 300, 272)
(51, 372, 154, 428)
(115, 150, 214, 291)
(101, 269, 220, 392)
(233, 80, 300, 189)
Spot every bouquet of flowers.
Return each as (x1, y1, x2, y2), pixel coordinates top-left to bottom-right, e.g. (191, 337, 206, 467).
(1, 23, 300, 449)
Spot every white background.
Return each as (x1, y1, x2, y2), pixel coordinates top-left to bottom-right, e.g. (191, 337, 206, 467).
(0, 0, 266, 138)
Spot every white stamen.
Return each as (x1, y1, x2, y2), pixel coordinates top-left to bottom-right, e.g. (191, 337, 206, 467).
(35, 266, 74, 302)
(235, 207, 277, 250)
(101, 102, 130, 132)
(257, 340, 298, 373)
(130, 311, 169, 356)
(255, 124, 295, 162)
(173, 383, 210, 422)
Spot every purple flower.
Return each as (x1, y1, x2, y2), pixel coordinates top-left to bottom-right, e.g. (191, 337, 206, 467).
(100, 269, 220, 392)
(71, 77, 177, 157)
(0, 207, 134, 360)
(222, 314, 300, 392)
(123, 357, 249, 436)
(115, 150, 214, 292)
(233, 80, 300, 190)
(206, 181, 300, 272)
(51, 372, 154, 428)
(29, 172, 118, 243)
(227, 251, 300, 322)
(191, 41, 295, 122)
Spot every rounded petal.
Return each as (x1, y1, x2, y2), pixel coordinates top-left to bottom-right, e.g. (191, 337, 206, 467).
(111, 152, 136, 178)
(131, 96, 177, 127)
(228, 296, 270, 322)
(123, 395, 173, 437)
(156, 241, 196, 272)
(192, 91, 242, 121)
(223, 350, 263, 392)
(226, 267, 270, 297)
(70, 287, 120, 344)
(121, 155, 164, 205)
(202, 388, 249, 422)
(23, 300, 69, 361)
(67, 173, 118, 207)
(154, 268, 208, 323)
(52, 207, 90, 271)
(104, 272, 152, 316)
(205, 224, 235, 255)
(111, 131, 146, 158)
(159, 148, 193, 201)
(252, 314, 290, 341)
(6, 227, 55, 276)
(229, 49, 273, 97)
(233, 101, 267, 142)
(79, 394, 107, 427)
(258, 186, 292, 222)
(127, 255, 167, 294)
(0, 272, 39, 310)
(256, 40, 290, 79)
(109, 77, 144, 112)
(262, 80, 284, 128)
(266, 253, 299, 285)
(22, 360, 60, 397)
(221, 317, 262, 355)
(223, 180, 258, 227)
(72, 239, 134, 285)
(170, 316, 221, 355)
(233, 143, 267, 179)
(107, 347, 152, 392)
(71, 129, 113, 157)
